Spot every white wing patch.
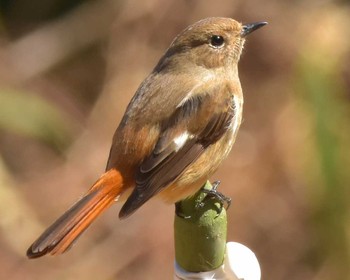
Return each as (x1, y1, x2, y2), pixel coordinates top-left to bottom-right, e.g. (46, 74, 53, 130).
(174, 132, 191, 151)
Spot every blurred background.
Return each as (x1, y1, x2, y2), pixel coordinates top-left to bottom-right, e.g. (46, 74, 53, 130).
(0, 0, 349, 279)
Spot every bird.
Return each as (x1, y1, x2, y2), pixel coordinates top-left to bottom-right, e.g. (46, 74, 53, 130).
(26, 17, 267, 258)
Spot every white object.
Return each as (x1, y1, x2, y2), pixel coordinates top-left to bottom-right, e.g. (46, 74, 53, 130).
(174, 242, 261, 280)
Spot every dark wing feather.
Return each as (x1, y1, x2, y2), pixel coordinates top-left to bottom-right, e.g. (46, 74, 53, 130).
(119, 88, 235, 218)
(199, 110, 234, 147)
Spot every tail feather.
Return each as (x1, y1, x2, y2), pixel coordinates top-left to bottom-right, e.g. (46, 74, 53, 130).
(27, 169, 123, 258)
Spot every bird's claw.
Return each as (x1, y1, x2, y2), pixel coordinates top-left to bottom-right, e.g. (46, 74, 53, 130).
(202, 180, 231, 210)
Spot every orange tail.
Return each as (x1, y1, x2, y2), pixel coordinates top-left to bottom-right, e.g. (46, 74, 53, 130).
(27, 169, 123, 258)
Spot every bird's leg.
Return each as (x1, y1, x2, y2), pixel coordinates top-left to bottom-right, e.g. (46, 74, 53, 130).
(202, 180, 232, 210)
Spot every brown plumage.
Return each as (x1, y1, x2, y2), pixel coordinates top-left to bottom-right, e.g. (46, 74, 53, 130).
(27, 17, 266, 258)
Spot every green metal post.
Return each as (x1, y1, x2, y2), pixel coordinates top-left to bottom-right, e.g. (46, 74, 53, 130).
(174, 181, 227, 272)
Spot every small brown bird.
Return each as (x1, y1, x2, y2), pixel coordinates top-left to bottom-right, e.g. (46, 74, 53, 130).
(27, 17, 266, 258)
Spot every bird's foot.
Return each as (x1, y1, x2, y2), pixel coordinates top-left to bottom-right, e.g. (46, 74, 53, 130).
(202, 180, 231, 210)
(175, 202, 192, 219)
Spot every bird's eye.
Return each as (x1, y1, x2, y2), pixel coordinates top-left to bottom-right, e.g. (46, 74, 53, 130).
(210, 35, 225, 48)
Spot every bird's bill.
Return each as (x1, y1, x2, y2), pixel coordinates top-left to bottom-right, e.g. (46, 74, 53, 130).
(240, 21, 268, 37)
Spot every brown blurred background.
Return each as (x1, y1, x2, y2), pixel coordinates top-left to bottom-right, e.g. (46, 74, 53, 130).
(0, 0, 349, 279)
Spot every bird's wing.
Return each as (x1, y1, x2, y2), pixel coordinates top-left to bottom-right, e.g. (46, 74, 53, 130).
(119, 82, 238, 218)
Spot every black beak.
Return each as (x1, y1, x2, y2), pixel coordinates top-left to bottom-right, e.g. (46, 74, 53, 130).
(241, 21, 268, 37)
